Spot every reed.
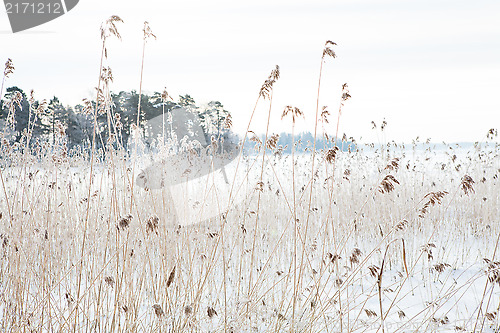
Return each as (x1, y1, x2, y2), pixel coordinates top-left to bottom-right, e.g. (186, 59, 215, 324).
(0, 23, 498, 333)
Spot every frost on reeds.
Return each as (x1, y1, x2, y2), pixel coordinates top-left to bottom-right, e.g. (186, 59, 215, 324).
(418, 191, 448, 218)
(378, 174, 399, 193)
(461, 174, 475, 195)
(259, 65, 280, 100)
(117, 214, 133, 231)
(1, 58, 14, 100)
(325, 146, 339, 164)
(146, 215, 159, 235)
(0, 34, 499, 332)
(322, 40, 337, 59)
(3, 58, 14, 78)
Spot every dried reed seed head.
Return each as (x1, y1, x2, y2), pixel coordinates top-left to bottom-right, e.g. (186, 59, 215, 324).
(146, 216, 159, 234)
(35, 99, 48, 116)
(421, 243, 436, 260)
(255, 181, 264, 192)
(385, 158, 400, 171)
(101, 15, 124, 41)
(210, 135, 218, 150)
(379, 175, 399, 193)
(28, 89, 35, 105)
(343, 169, 351, 182)
(107, 133, 116, 145)
(270, 64, 280, 81)
(322, 40, 337, 59)
(3, 58, 14, 78)
(281, 105, 303, 123)
(365, 309, 378, 317)
(485, 312, 497, 320)
(8, 90, 22, 109)
(323, 48, 337, 59)
(94, 87, 107, 113)
(166, 265, 176, 288)
(184, 305, 193, 315)
(274, 146, 284, 157)
(431, 316, 449, 325)
(327, 252, 341, 263)
(259, 80, 274, 100)
(7, 91, 23, 129)
(248, 131, 261, 144)
(310, 238, 317, 251)
(266, 134, 279, 150)
(275, 312, 286, 321)
(348, 255, 359, 266)
(65, 292, 75, 306)
(368, 265, 380, 278)
(81, 98, 94, 115)
(381, 119, 387, 131)
(432, 263, 451, 273)
(55, 120, 66, 136)
(485, 259, 500, 285)
(161, 87, 172, 102)
(349, 248, 362, 265)
(422, 243, 436, 250)
(341, 84, 351, 103)
(207, 232, 218, 238)
(100, 66, 113, 84)
(223, 112, 233, 129)
(321, 106, 330, 123)
(207, 306, 218, 318)
(0, 234, 8, 248)
(395, 219, 408, 231)
(398, 310, 406, 319)
(117, 214, 132, 231)
(104, 276, 115, 287)
(483, 258, 500, 268)
(423, 191, 448, 205)
(487, 128, 498, 139)
(259, 65, 280, 99)
(143, 21, 156, 40)
(152, 304, 164, 317)
(461, 175, 475, 195)
(325, 146, 339, 164)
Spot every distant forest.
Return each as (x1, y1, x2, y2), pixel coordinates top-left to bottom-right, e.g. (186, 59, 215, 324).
(0, 86, 355, 155)
(0, 86, 232, 153)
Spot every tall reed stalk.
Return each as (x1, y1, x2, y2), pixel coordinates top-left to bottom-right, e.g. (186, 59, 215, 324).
(73, 15, 123, 332)
(130, 21, 156, 211)
(281, 105, 303, 329)
(294, 40, 337, 329)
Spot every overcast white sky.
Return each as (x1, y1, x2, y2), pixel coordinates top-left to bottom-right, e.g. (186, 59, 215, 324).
(1, 0, 499, 143)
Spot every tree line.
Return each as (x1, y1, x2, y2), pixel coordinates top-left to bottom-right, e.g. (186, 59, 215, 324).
(0, 86, 232, 153)
(0, 86, 355, 156)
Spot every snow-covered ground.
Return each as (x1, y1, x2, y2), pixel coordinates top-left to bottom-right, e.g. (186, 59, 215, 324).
(0, 141, 498, 332)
